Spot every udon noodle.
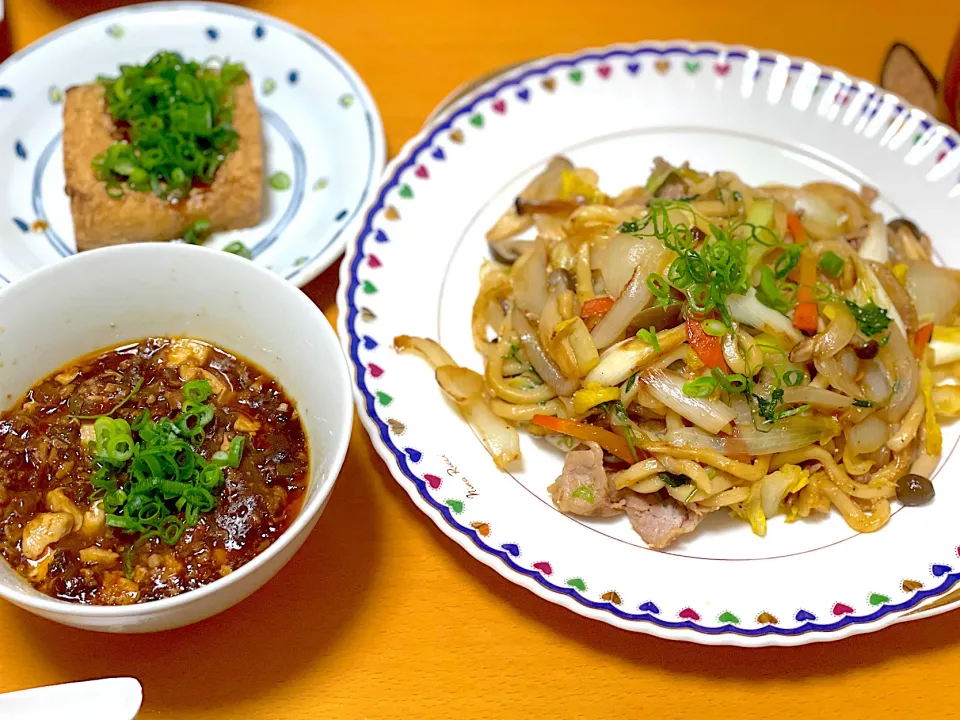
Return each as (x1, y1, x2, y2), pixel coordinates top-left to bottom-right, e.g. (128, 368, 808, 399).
(397, 156, 960, 549)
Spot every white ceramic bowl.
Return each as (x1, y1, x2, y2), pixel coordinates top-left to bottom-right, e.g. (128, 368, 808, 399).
(0, 244, 352, 632)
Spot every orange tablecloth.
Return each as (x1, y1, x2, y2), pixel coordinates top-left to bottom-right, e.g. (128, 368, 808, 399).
(2, 1, 960, 717)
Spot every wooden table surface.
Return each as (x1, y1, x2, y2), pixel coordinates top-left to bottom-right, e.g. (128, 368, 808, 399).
(3, 1, 960, 717)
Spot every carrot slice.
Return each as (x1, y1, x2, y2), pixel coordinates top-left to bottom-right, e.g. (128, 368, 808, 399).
(914, 322, 934, 359)
(791, 225, 819, 333)
(531, 414, 636, 463)
(580, 296, 615, 320)
(686, 318, 728, 371)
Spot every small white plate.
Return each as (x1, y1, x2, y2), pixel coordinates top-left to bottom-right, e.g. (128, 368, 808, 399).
(339, 41, 960, 646)
(0, 1, 385, 287)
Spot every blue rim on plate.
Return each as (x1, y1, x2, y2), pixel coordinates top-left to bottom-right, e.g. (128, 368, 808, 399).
(340, 41, 960, 644)
(0, 1, 385, 287)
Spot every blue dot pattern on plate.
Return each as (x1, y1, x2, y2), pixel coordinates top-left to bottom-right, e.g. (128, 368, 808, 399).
(336, 209, 348, 221)
(15, 141, 26, 160)
(0, 87, 13, 99)
(254, 24, 266, 39)
(288, 70, 299, 85)
(11, 218, 28, 233)
(206, 27, 219, 40)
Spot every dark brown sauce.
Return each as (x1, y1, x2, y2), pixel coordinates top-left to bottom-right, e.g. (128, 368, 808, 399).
(0, 338, 309, 605)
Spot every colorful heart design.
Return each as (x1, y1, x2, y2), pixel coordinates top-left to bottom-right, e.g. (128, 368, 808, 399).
(423, 473, 442, 489)
(368, 363, 383, 378)
(568, 70, 584, 84)
(714, 62, 731, 76)
(399, 184, 413, 199)
(445, 499, 464, 514)
(367, 254, 382, 268)
(449, 129, 465, 144)
(684, 60, 701, 74)
(470, 114, 484, 128)
(14, 141, 26, 160)
(902, 579, 923, 592)
(415, 165, 429, 179)
(470, 521, 490, 536)
(360, 307, 377, 322)
(533, 561, 553, 575)
(12, 218, 28, 233)
(655, 60, 670, 75)
(492, 99, 507, 114)
(795, 609, 817, 622)
(757, 612, 779, 625)
(933, 564, 952, 577)
(362, 335, 377, 350)
(0, 87, 13, 99)
(601, 591, 622, 605)
(869, 593, 889, 606)
(374, 229, 389, 243)
(516, 88, 530, 102)
(387, 418, 405, 434)
(502, 543, 520, 557)
(678, 608, 700, 621)
(936, 150, 948, 164)
(384, 206, 400, 220)
(376, 391, 393, 406)
(832, 602, 854, 616)
(362, 280, 377, 295)
(431, 147, 446, 161)
(626, 62, 640, 75)
(638, 601, 660, 614)
(405, 447, 422, 463)
(718, 611, 740, 625)
(597, 64, 611, 79)
(541, 77, 557, 92)
(566, 578, 587, 592)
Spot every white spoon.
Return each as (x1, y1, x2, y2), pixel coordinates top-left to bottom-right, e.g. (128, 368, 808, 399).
(0, 677, 143, 720)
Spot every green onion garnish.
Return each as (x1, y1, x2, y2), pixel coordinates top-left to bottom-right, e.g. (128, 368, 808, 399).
(701, 318, 727, 337)
(269, 171, 292, 191)
(636, 326, 660, 352)
(782, 369, 805, 387)
(183, 218, 212, 245)
(94, 51, 248, 201)
(223, 241, 253, 259)
(818, 251, 845, 278)
(711, 367, 748, 394)
(682, 376, 719, 398)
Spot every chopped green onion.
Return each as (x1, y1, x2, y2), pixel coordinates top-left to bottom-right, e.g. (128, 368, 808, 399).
(782, 369, 805, 387)
(756, 266, 793, 314)
(818, 251, 844, 278)
(636, 326, 660, 352)
(182, 218, 212, 245)
(658, 472, 689, 488)
(269, 171, 292, 191)
(711, 367, 748, 394)
(853, 398, 875, 408)
(682, 376, 719, 398)
(624, 372, 639, 394)
(212, 435, 245, 468)
(701, 318, 728, 337)
(223, 241, 253, 260)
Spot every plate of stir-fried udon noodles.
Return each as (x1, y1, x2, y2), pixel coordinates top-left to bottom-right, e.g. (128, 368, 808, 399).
(339, 42, 960, 645)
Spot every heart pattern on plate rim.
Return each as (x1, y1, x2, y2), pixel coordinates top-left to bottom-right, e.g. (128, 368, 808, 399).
(423, 474, 442, 490)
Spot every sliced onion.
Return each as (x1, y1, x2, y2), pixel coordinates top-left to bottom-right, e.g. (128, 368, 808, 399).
(849, 255, 906, 337)
(859, 358, 891, 404)
(394, 335, 456, 369)
(905, 260, 960, 325)
(858, 215, 889, 264)
(813, 303, 856, 358)
(665, 416, 837, 455)
(813, 353, 863, 399)
(781, 386, 854, 409)
(726, 288, 803, 344)
(870, 261, 918, 334)
(585, 325, 687, 386)
(844, 414, 888, 455)
(512, 308, 578, 396)
(598, 233, 669, 298)
(512, 238, 549, 315)
(486, 156, 572, 246)
(436, 366, 520, 469)
(642, 368, 736, 434)
(878, 325, 919, 423)
(591, 265, 651, 349)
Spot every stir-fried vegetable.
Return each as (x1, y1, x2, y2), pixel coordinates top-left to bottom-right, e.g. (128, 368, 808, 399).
(531, 415, 635, 463)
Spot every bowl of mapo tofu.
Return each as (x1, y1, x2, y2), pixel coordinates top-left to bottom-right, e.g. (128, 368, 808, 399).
(0, 243, 352, 632)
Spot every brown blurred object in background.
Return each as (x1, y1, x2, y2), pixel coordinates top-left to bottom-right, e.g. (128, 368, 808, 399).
(0, 1, 13, 62)
(881, 25, 960, 131)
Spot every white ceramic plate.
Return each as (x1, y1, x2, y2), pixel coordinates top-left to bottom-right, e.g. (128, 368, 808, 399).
(0, 1, 385, 287)
(338, 41, 960, 646)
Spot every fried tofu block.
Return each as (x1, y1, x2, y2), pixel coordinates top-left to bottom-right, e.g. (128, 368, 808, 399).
(63, 80, 263, 251)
